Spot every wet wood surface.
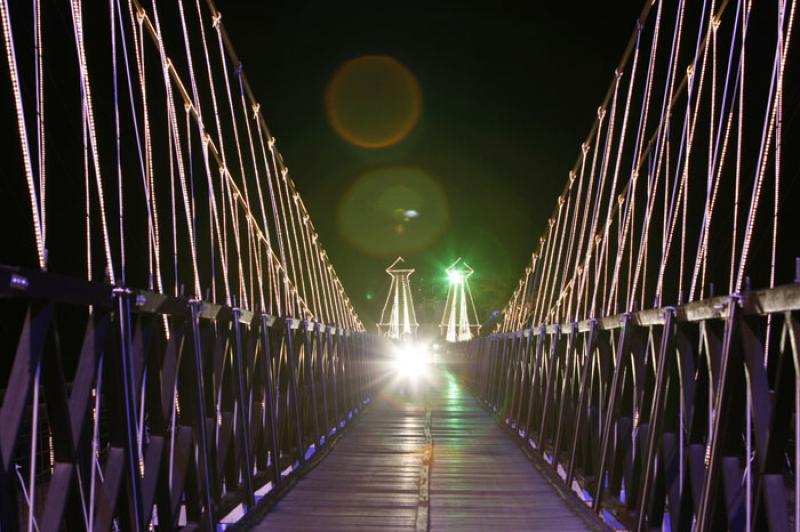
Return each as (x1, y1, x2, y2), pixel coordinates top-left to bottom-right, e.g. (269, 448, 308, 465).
(249, 367, 601, 531)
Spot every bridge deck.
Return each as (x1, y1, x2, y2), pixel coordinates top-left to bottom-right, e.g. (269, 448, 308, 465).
(247, 367, 602, 531)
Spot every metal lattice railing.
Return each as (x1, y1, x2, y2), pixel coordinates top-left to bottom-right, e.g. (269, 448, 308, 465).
(461, 0, 800, 530)
(0, 0, 377, 529)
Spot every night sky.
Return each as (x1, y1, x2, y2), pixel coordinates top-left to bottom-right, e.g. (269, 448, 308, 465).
(216, 1, 644, 327)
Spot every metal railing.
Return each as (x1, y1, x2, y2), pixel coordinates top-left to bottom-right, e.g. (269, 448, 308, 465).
(454, 281, 800, 531)
(0, 265, 376, 530)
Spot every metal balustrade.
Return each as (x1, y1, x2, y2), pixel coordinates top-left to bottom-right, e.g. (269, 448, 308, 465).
(0, 265, 377, 529)
(455, 282, 800, 531)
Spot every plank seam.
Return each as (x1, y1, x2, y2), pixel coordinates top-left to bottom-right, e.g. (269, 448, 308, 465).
(416, 401, 433, 532)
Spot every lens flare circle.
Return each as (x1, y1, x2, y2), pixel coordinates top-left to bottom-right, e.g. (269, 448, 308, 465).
(338, 166, 450, 256)
(326, 55, 421, 149)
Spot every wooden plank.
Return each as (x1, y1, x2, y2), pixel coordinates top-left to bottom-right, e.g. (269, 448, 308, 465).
(246, 367, 602, 531)
(428, 369, 600, 531)
(249, 386, 426, 531)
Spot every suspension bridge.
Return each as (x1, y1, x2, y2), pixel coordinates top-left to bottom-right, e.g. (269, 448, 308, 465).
(0, 0, 798, 530)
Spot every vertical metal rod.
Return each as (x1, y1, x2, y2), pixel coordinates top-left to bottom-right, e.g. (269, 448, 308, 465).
(538, 326, 561, 450)
(303, 322, 321, 445)
(316, 324, 330, 439)
(284, 319, 305, 465)
(328, 327, 339, 426)
(259, 314, 281, 486)
(553, 327, 578, 469)
(524, 329, 546, 437)
(635, 308, 675, 531)
(230, 307, 254, 507)
(188, 301, 216, 527)
(593, 314, 630, 511)
(566, 320, 597, 486)
(696, 299, 739, 531)
(115, 291, 143, 530)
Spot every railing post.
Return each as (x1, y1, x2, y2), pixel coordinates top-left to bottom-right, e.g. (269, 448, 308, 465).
(523, 326, 546, 437)
(538, 325, 561, 450)
(284, 318, 306, 465)
(696, 299, 742, 531)
(302, 321, 322, 446)
(113, 289, 144, 531)
(328, 326, 340, 426)
(316, 323, 331, 439)
(231, 306, 255, 508)
(259, 314, 282, 486)
(566, 320, 597, 487)
(552, 325, 577, 470)
(187, 300, 216, 527)
(593, 313, 632, 510)
(635, 308, 676, 530)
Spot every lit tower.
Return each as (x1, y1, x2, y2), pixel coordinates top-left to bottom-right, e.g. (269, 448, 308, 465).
(440, 258, 480, 342)
(378, 257, 419, 338)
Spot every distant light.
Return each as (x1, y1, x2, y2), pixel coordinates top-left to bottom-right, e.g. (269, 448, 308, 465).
(448, 270, 464, 285)
(403, 209, 419, 219)
(366, 291, 374, 301)
(392, 343, 430, 380)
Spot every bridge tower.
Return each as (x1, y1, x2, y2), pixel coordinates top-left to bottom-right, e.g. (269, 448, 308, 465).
(378, 257, 419, 338)
(440, 258, 480, 342)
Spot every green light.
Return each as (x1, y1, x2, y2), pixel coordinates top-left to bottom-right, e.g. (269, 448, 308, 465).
(366, 291, 374, 301)
(447, 270, 463, 285)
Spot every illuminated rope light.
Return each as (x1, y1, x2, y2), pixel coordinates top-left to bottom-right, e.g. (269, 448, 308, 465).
(587, 76, 622, 318)
(688, 0, 744, 301)
(150, 1, 203, 299)
(33, 0, 46, 266)
(532, 224, 555, 324)
(729, 0, 750, 295)
(256, 130, 287, 315)
(275, 162, 300, 314)
(572, 108, 606, 321)
(734, 37, 782, 293)
(135, 3, 307, 313)
(111, 0, 127, 285)
(12, 0, 362, 328)
(287, 184, 310, 317)
(214, 20, 254, 308)
(238, 93, 269, 310)
(0, 0, 45, 269)
(206, 0, 362, 325)
(606, 30, 642, 313)
(184, 0, 231, 304)
(178, 21, 227, 302)
(550, 192, 573, 324)
(132, 10, 164, 293)
(168, 113, 178, 295)
(600, 39, 641, 315)
(71, 0, 117, 284)
(539, 210, 563, 323)
(654, 1, 713, 305)
(544, 198, 567, 321)
(312, 234, 332, 323)
(735, 0, 795, 294)
(628, 0, 686, 310)
(297, 200, 324, 319)
(119, 1, 153, 287)
(605, 1, 666, 314)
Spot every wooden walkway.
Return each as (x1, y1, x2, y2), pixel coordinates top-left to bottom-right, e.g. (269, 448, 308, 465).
(246, 367, 605, 531)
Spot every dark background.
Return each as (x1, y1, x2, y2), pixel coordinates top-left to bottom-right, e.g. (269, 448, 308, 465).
(219, 1, 645, 328)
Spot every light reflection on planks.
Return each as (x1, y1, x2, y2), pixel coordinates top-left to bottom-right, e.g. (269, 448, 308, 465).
(250, 368, 602, 531)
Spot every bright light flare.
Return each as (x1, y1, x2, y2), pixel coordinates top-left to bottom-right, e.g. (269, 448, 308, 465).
(391, 342, 431, 380)
(447, 270, 463, 285)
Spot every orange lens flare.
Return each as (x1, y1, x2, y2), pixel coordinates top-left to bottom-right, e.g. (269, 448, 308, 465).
(325, 55, 421, 149)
